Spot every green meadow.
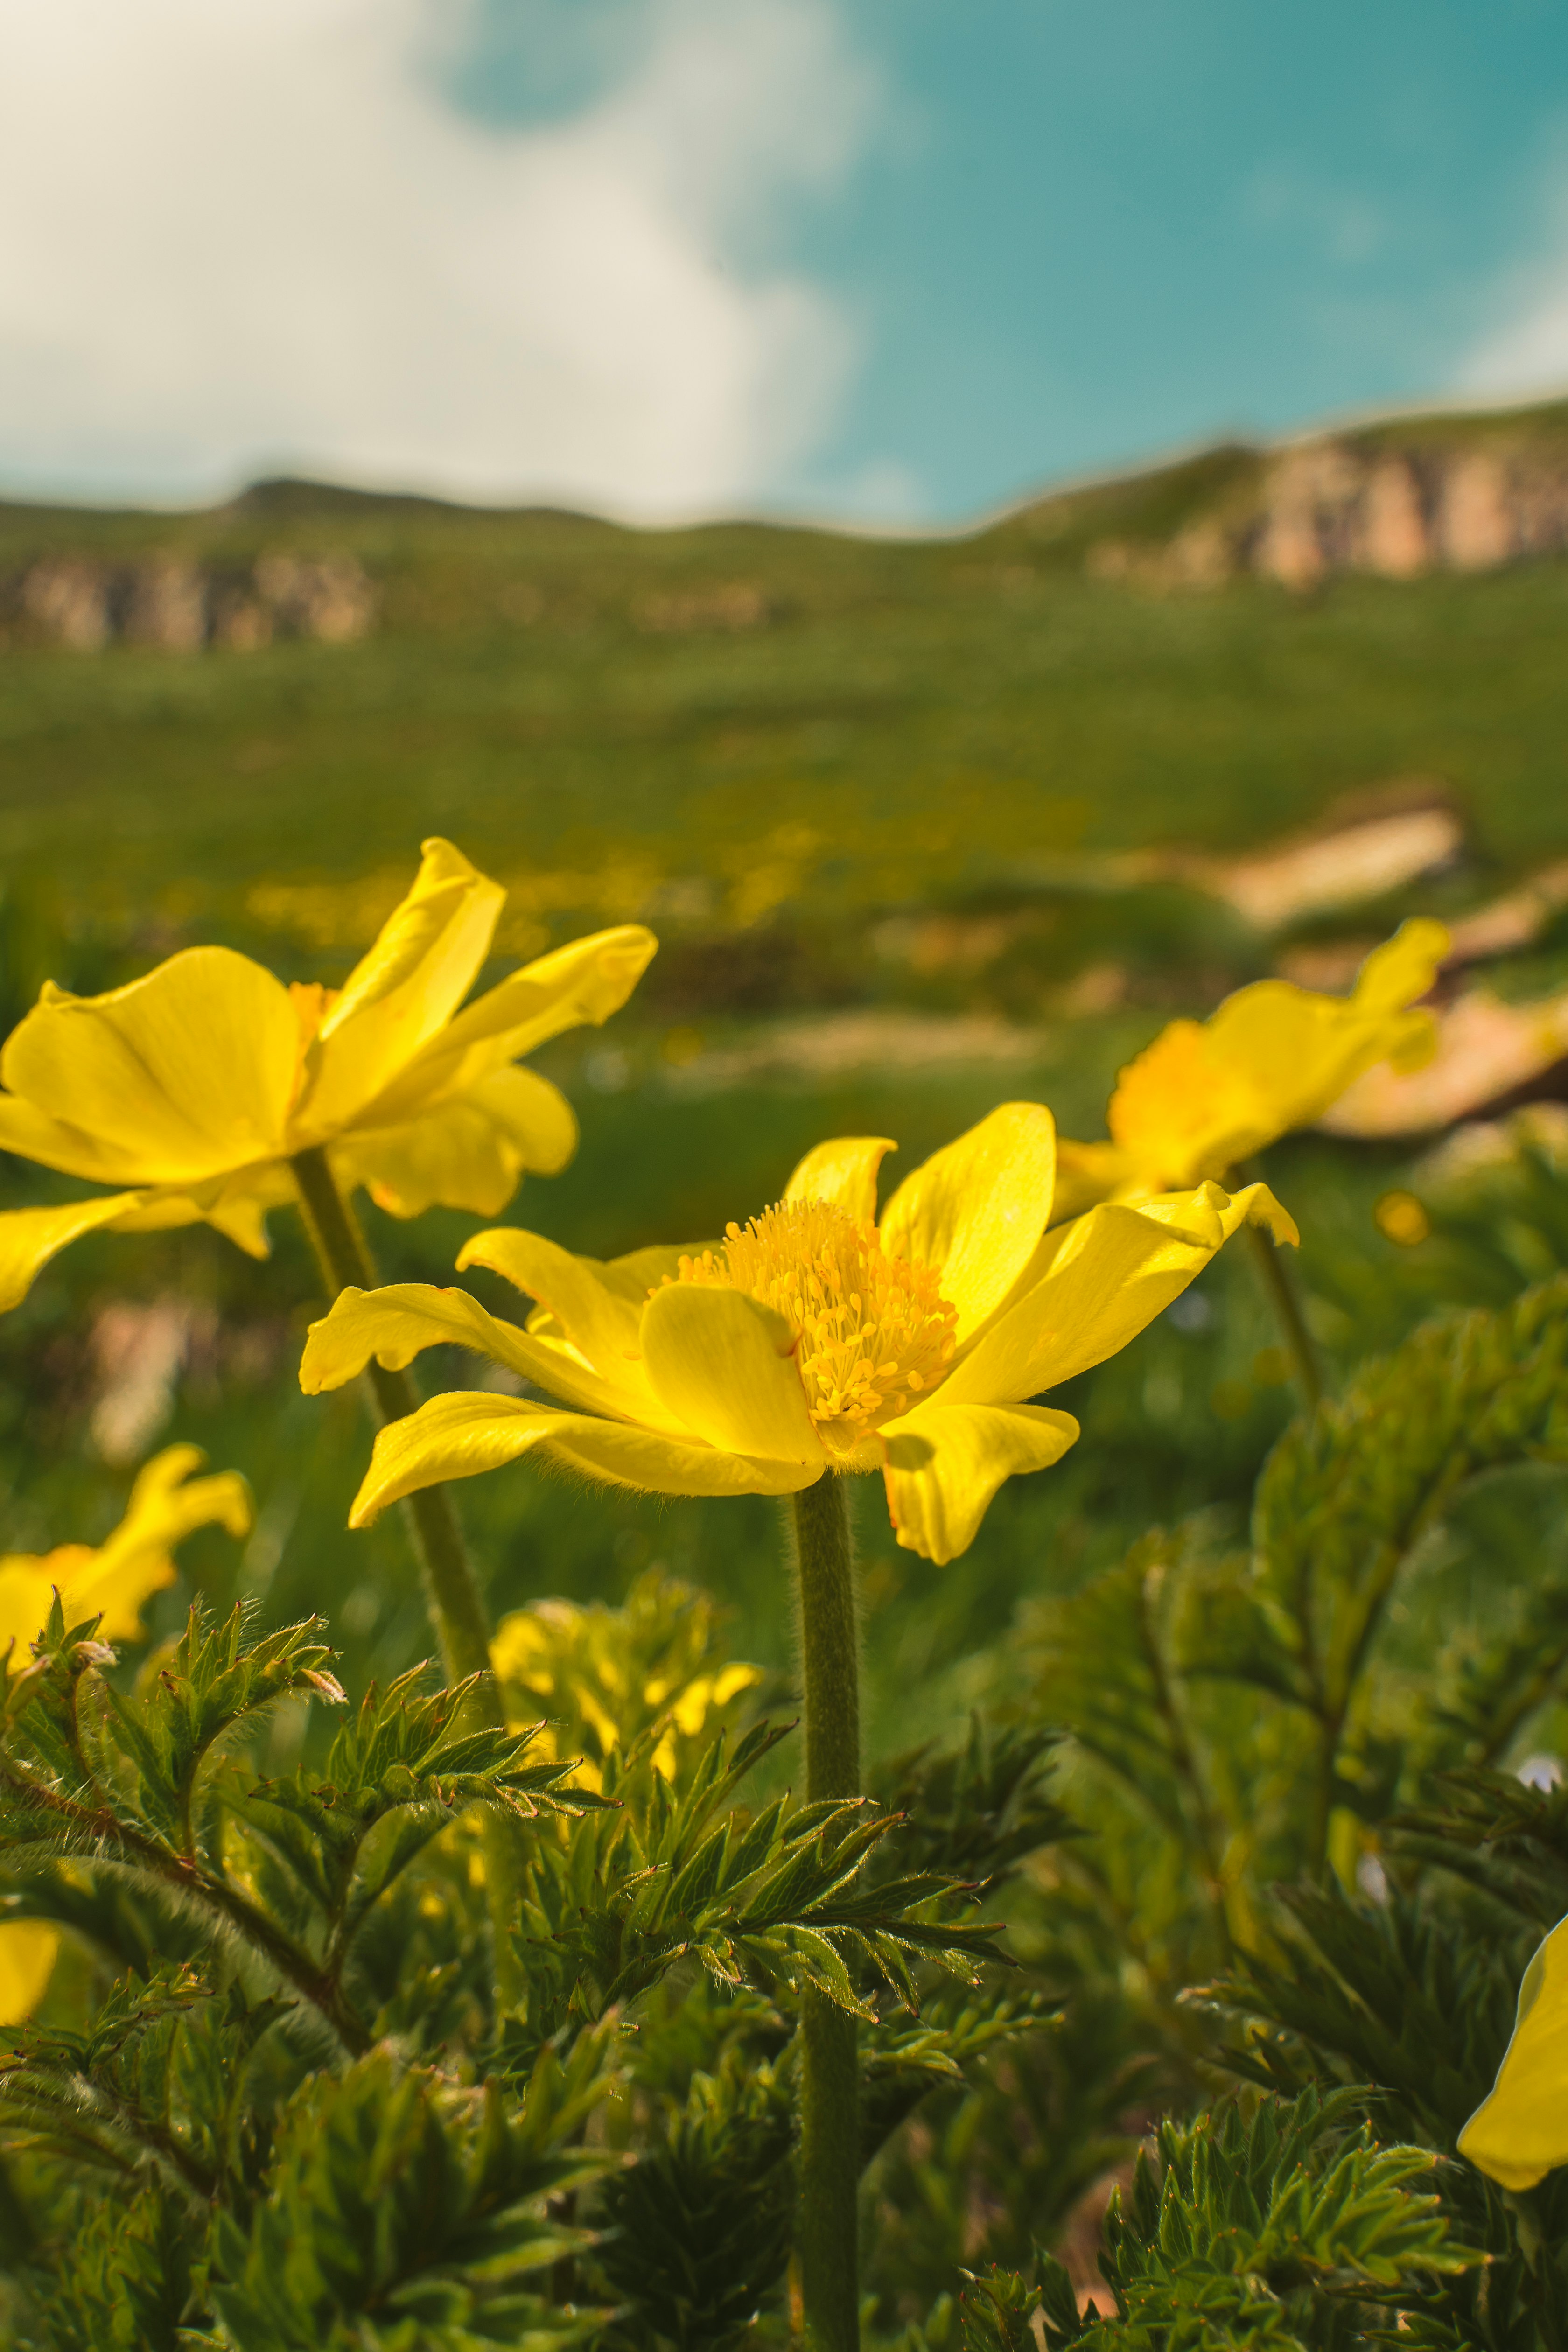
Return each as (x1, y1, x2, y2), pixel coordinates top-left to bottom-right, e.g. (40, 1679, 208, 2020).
(2, 469, 1565, 1753)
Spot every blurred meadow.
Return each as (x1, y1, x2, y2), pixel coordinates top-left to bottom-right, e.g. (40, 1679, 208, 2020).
(5, 406, 1568, 1768)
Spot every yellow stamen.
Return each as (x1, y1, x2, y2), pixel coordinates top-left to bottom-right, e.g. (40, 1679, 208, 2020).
(672, 1197, 957, 1457)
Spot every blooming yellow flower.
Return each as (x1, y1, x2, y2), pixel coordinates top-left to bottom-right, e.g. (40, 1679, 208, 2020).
(0, 838, 656, 1312)
(0, 1441, 252, 1666)
(0, 1442, 252, 2025)
(1053, 919, 1449, 1219)
(300, 1103, 1295, 1566)
(1459, 1913, 1568, 2190)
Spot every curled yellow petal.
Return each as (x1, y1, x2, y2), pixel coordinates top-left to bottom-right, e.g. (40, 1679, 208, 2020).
(945, 1180, 1295, 1407)
(0, 1193, 151, 1313)
(348, 1390, 819, 1525)
(0, 1921, 59, 2025)
(299, 1281, 652, 1423)
(784, 1135, 897, 1225)
(367, 922, 658, 1123)
(879, 1103, 1058, 1341)
(0, 948, 300, 1185)
(298, 839, 505, 1134)
(457, 1228, 644, 1373)
(880, 1400, 1079, 1564)
(1459, 1915, 1568, 2191)
(639, 1282, 826, 1464)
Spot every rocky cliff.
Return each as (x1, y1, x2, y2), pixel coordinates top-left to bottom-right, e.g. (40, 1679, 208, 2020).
(1066, 405, 1568, 589)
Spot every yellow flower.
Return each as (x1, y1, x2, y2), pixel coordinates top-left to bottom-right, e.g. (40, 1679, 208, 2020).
(0, 1441, 252, 1666)
(1053, 919, 1449, 1218)
(490, 1590, 762, 1787)
(1459, 1914, 1568, 2191)
(300, 1103, 1296, 1566)
(0, 838, 656, 1312)
(0, 1442, 252, 2027)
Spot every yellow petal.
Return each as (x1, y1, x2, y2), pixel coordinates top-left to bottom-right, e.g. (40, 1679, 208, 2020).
(104, 1165, 293, 1258)
(457, 1228, 645, 1374)
(639, 1282, 826, 1464)
(0, 1193, 151, 1313)
(879, 1103, 1058, 1340)
(509, 1239, 709, 1344)
(1351, 917, 1450, 1017)
(880, 1399, 1079, 1564)
(0, 948, 300, 1184)
(469, 1065, 579, 1174)
(0, 1921, 59, 2025)
(299, 1279, 656, 1424)
(362, 923, 658, 1125)
(1459, 1915, 1568, 2191)
(295, 839, 505, 1135)
(0, 1093, 143, 1184)
(784, 1135, 897, 1225)
(0, 1561, 63, 1660)
(944, 1180, 1296, 1406)
(347, 1390, 820, 1525)
(1049, 1140, 1136, 1222)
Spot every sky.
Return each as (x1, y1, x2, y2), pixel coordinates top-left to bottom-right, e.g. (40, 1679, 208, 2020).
(2, 0, 1568, 525)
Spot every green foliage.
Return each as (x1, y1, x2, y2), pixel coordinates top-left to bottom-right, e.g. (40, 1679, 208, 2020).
(956, 2090, 1478, 2352)
(0, 1578, 1020, 2345)
(1026, 1275, 1568, 2020)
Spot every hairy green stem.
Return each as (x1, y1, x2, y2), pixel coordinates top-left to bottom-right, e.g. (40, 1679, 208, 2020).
(791, 1474, 861, 2352)
(289, 1145, 525, 2012)
(290, 1148, 492, 1683)
(1244, 1219, 1323, 1410)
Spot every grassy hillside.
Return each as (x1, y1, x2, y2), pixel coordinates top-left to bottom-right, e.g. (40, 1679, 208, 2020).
(0, 415, 1566, 1757)
(1, 415, 1567, 962)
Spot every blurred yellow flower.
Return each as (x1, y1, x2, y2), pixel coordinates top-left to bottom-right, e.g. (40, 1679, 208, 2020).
(0, 1442, 251, 2028)
(0, 1441, 252, 1666)
(1053, 919, 1449, 1218)
(301, 1103, 1295, 1567)
(0, 838, 656, 1312)
(490, 1591, 761, 1787)
(0, 1920, 61, 2028)
(1459, 1914, 1568, 2191)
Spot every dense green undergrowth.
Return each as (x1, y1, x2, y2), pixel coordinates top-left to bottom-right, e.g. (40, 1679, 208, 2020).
(6, 1246, 1568, 2343)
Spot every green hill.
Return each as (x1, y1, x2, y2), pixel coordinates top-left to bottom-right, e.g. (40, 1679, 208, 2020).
(2, 394, 1568, 992)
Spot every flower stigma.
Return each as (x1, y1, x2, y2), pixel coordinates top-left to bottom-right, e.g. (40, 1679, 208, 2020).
(672, 1197, 958, 1456)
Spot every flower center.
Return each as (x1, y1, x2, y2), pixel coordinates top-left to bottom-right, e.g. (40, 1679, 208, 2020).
(1109, 1019, 1266, 1182)
(673, 1197, 957, 1456)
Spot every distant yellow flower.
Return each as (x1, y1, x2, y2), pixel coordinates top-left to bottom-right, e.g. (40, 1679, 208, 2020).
(301, 1103, 1295, 1567)
(0, 1442, 252, 2027)
(0, 1441, 252, 1666)
(1053, 920, 1449, 1219)
(1459, 1914, 1568, 2191)
(490, 1595, 761, 1787)
(0, 838, 656, 1312)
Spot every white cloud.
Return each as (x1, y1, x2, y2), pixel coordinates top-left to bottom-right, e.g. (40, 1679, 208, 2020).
(1456, 149, 1568, 403)
(0, 0, 872, 517)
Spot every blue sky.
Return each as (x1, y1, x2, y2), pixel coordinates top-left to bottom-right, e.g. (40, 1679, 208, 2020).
(3, 0, 1567, 522)
(787, 0, 1568, 516)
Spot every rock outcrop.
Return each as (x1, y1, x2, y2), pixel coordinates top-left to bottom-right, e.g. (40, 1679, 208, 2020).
(6, 551, 375, 651)
(1085, 420, 1568, 590)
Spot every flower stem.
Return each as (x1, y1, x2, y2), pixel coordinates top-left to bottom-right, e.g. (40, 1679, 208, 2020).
(790, 1474, 861, 2352)
(288, 1145, 524, 2011)
(1244, 1218, 1323, 1410)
